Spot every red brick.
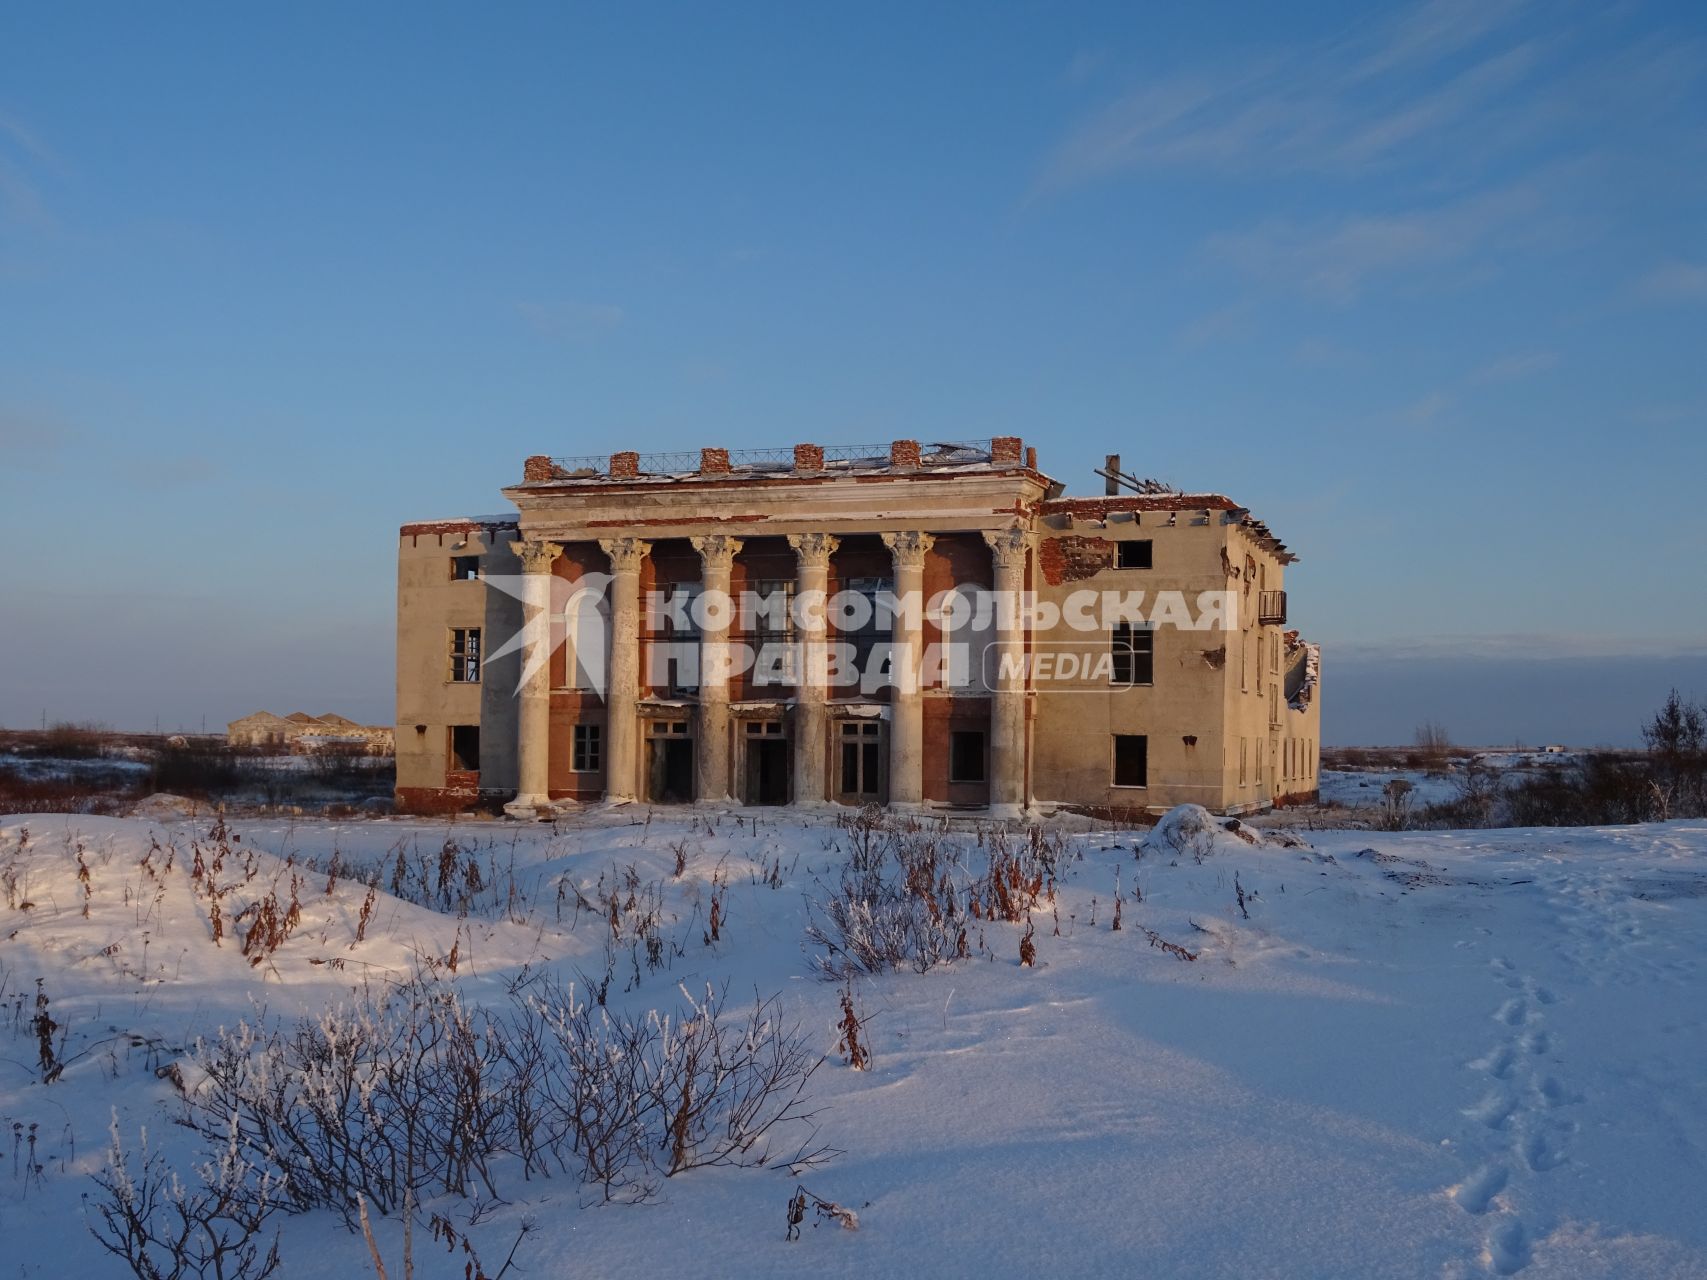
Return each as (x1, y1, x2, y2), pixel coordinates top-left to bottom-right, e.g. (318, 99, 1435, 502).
(1038, 534, 1115, 586)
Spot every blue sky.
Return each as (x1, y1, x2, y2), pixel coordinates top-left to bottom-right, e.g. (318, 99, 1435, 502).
(2, 1, 1703, 742)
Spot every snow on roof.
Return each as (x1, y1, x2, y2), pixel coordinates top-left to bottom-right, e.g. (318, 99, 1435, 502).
(399, 515, 520, 536)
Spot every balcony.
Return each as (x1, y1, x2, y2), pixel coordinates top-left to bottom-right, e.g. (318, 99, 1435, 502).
(1258, 590, 1288, 626)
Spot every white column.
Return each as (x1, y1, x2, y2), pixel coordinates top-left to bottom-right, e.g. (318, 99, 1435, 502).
(504, 538, 563, 818)
(690, 534, 743, 803)
(787, 532, 839, 805)
(881, 531, 934, 809)
(598, 536, 649, 803)
(983, 526, 1033, 819)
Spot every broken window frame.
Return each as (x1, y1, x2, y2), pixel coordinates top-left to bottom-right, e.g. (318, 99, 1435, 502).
(1111, 734, 1148, 788)
(449, 628, 482, 683)
(1110, 622, 1155, 687)
(1115, 539, 1153, 570)
(448, 724, 480, 772)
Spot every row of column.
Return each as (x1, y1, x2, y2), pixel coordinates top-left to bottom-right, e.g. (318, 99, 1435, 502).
(504, 527, 1032, 816)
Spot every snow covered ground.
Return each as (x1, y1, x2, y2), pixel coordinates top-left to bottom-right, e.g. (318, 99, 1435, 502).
(1319, 766, 1462, 809)
(2, 807, 1704, 1279)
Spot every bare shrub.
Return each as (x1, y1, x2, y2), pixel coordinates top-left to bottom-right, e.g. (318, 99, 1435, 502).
(1414, 720, 1452, 775)
(785, 1184, 860, 1241)
(1376, 778, 1415, 831)
(1424, 763, 1503, 829)
(87, 1114, 284, 1280)
(182, 971, 826, 1218)
(805, 826, 1061, 977)
(835, 986, 869, 1071)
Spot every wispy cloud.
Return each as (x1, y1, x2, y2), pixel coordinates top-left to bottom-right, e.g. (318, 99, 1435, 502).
(1470, 350, 1558, 384)
(1635, 260, 1707, 303)
(1035, 0, 1543, 192)
(1377, 346, 1557, 432)
(1063, 48, 1108, 87)
(0, 110, 55, 229)
(1203, 178, 1546, 302)
(515, 300, 626, 343)
(1178, 299, 1254, 348)
(1291, 337, 1363, 368)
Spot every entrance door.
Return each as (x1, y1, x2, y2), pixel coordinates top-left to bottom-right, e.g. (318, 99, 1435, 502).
(837, 720, 884, 803)
(742, 720, 790, 804)
(749, 741, 789, 804)
(646, 720, 695, 803)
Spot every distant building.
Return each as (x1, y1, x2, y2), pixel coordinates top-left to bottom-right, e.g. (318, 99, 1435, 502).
(395, 439, 1321, 817)
(227, 711, 394, 753)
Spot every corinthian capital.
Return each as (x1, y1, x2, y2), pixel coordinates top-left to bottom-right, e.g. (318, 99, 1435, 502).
(787, 531, 841, 568)
(690, 534, 744, 572)
(881, 530, 935, 569)
(982, 526, 1034, 569)
(598, 536, 651, 574)
(510, 540, 564, 574)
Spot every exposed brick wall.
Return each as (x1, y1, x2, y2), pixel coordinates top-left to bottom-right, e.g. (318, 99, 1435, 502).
(395, 784, 502, 816)
(991, 436, 1023, 464)
(793, 443, 824, 472)
(1042, 494, 1237, 519)
(921, 532, 992, 658)
(1025, 446, 1038, 469)
(922, 697, 993, 805)
(1038, 533, 1115, 586)
(700, 447, 731, 475)
(523, 455, 558, 482)
(399, 518, 519, 539)
(890, 439, 921, 469)
(610, 451, 640, 479)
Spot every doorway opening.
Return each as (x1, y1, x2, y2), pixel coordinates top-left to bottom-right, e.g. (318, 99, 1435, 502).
(742, 720, 790, 804)
(646, 720, 694, 803)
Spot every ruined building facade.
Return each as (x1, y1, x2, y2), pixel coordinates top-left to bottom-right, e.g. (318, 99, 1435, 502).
(395, 439, 1320, 817)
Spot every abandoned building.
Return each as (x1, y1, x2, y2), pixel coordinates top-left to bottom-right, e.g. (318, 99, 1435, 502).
(395, 439, 1320, 817)
(228, 711, 395, 753)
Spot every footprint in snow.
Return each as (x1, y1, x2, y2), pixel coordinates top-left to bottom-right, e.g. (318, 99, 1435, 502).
(1453, 1163, 1509, 1214)
(1471, 1044, 1517, 1080)
(1486, 1218, 1531, 1275)
(1521, 1129, 1568, 1173)
(1495, 998, 1528, 1027)
(1467, 1090, 1518, 1130)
